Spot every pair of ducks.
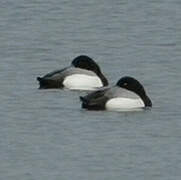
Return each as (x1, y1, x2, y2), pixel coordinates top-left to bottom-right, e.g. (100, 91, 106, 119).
(37, 55, 152, 111)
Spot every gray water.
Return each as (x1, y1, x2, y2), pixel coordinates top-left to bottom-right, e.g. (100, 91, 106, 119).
(0, 0, 180, 179)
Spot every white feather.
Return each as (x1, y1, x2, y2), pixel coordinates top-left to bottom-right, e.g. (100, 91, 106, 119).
(63, 74, 103, 90)
(106, 97, 145, 111)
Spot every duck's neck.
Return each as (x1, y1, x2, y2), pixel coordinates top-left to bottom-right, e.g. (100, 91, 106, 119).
(97, 71, 108, 86)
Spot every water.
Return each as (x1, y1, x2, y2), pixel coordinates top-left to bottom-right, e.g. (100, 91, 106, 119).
(0, 0, 180, 179)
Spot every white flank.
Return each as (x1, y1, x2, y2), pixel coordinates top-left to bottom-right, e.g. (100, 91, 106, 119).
(63, 74, 103, 90)
(106, 97, 145, 111)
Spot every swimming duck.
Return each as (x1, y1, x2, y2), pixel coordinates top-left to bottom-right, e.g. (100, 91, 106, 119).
(80, 76, 152, 111)
(37, 55, 108, 90)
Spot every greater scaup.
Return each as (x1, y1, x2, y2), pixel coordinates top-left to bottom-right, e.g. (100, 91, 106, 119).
(37, 55, 108, 90)
(80, 76, 152, 111)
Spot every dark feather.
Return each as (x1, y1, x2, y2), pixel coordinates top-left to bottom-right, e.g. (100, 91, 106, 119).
(80, 88, 110, 110)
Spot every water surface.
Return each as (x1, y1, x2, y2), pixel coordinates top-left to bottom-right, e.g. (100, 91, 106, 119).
(0, 0, 180, 179)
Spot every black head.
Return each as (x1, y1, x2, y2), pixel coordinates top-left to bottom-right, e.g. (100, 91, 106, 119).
(116, 76, 146, 95)
(71, 55, 108, 86)
(72, 55, 101, 73)
(116, 76, 152, 107)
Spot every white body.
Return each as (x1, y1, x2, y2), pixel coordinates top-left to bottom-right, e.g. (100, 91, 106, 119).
(105, 97, 144, 111)
(63, 74, 103, 90)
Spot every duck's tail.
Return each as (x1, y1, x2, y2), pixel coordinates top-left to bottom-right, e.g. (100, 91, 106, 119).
(80, 96, 89, 109)
(36, 77, 61, 89)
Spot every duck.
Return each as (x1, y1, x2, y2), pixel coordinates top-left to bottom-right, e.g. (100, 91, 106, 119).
(37, 55, 108, 90)
(80, 76, 152, 111)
